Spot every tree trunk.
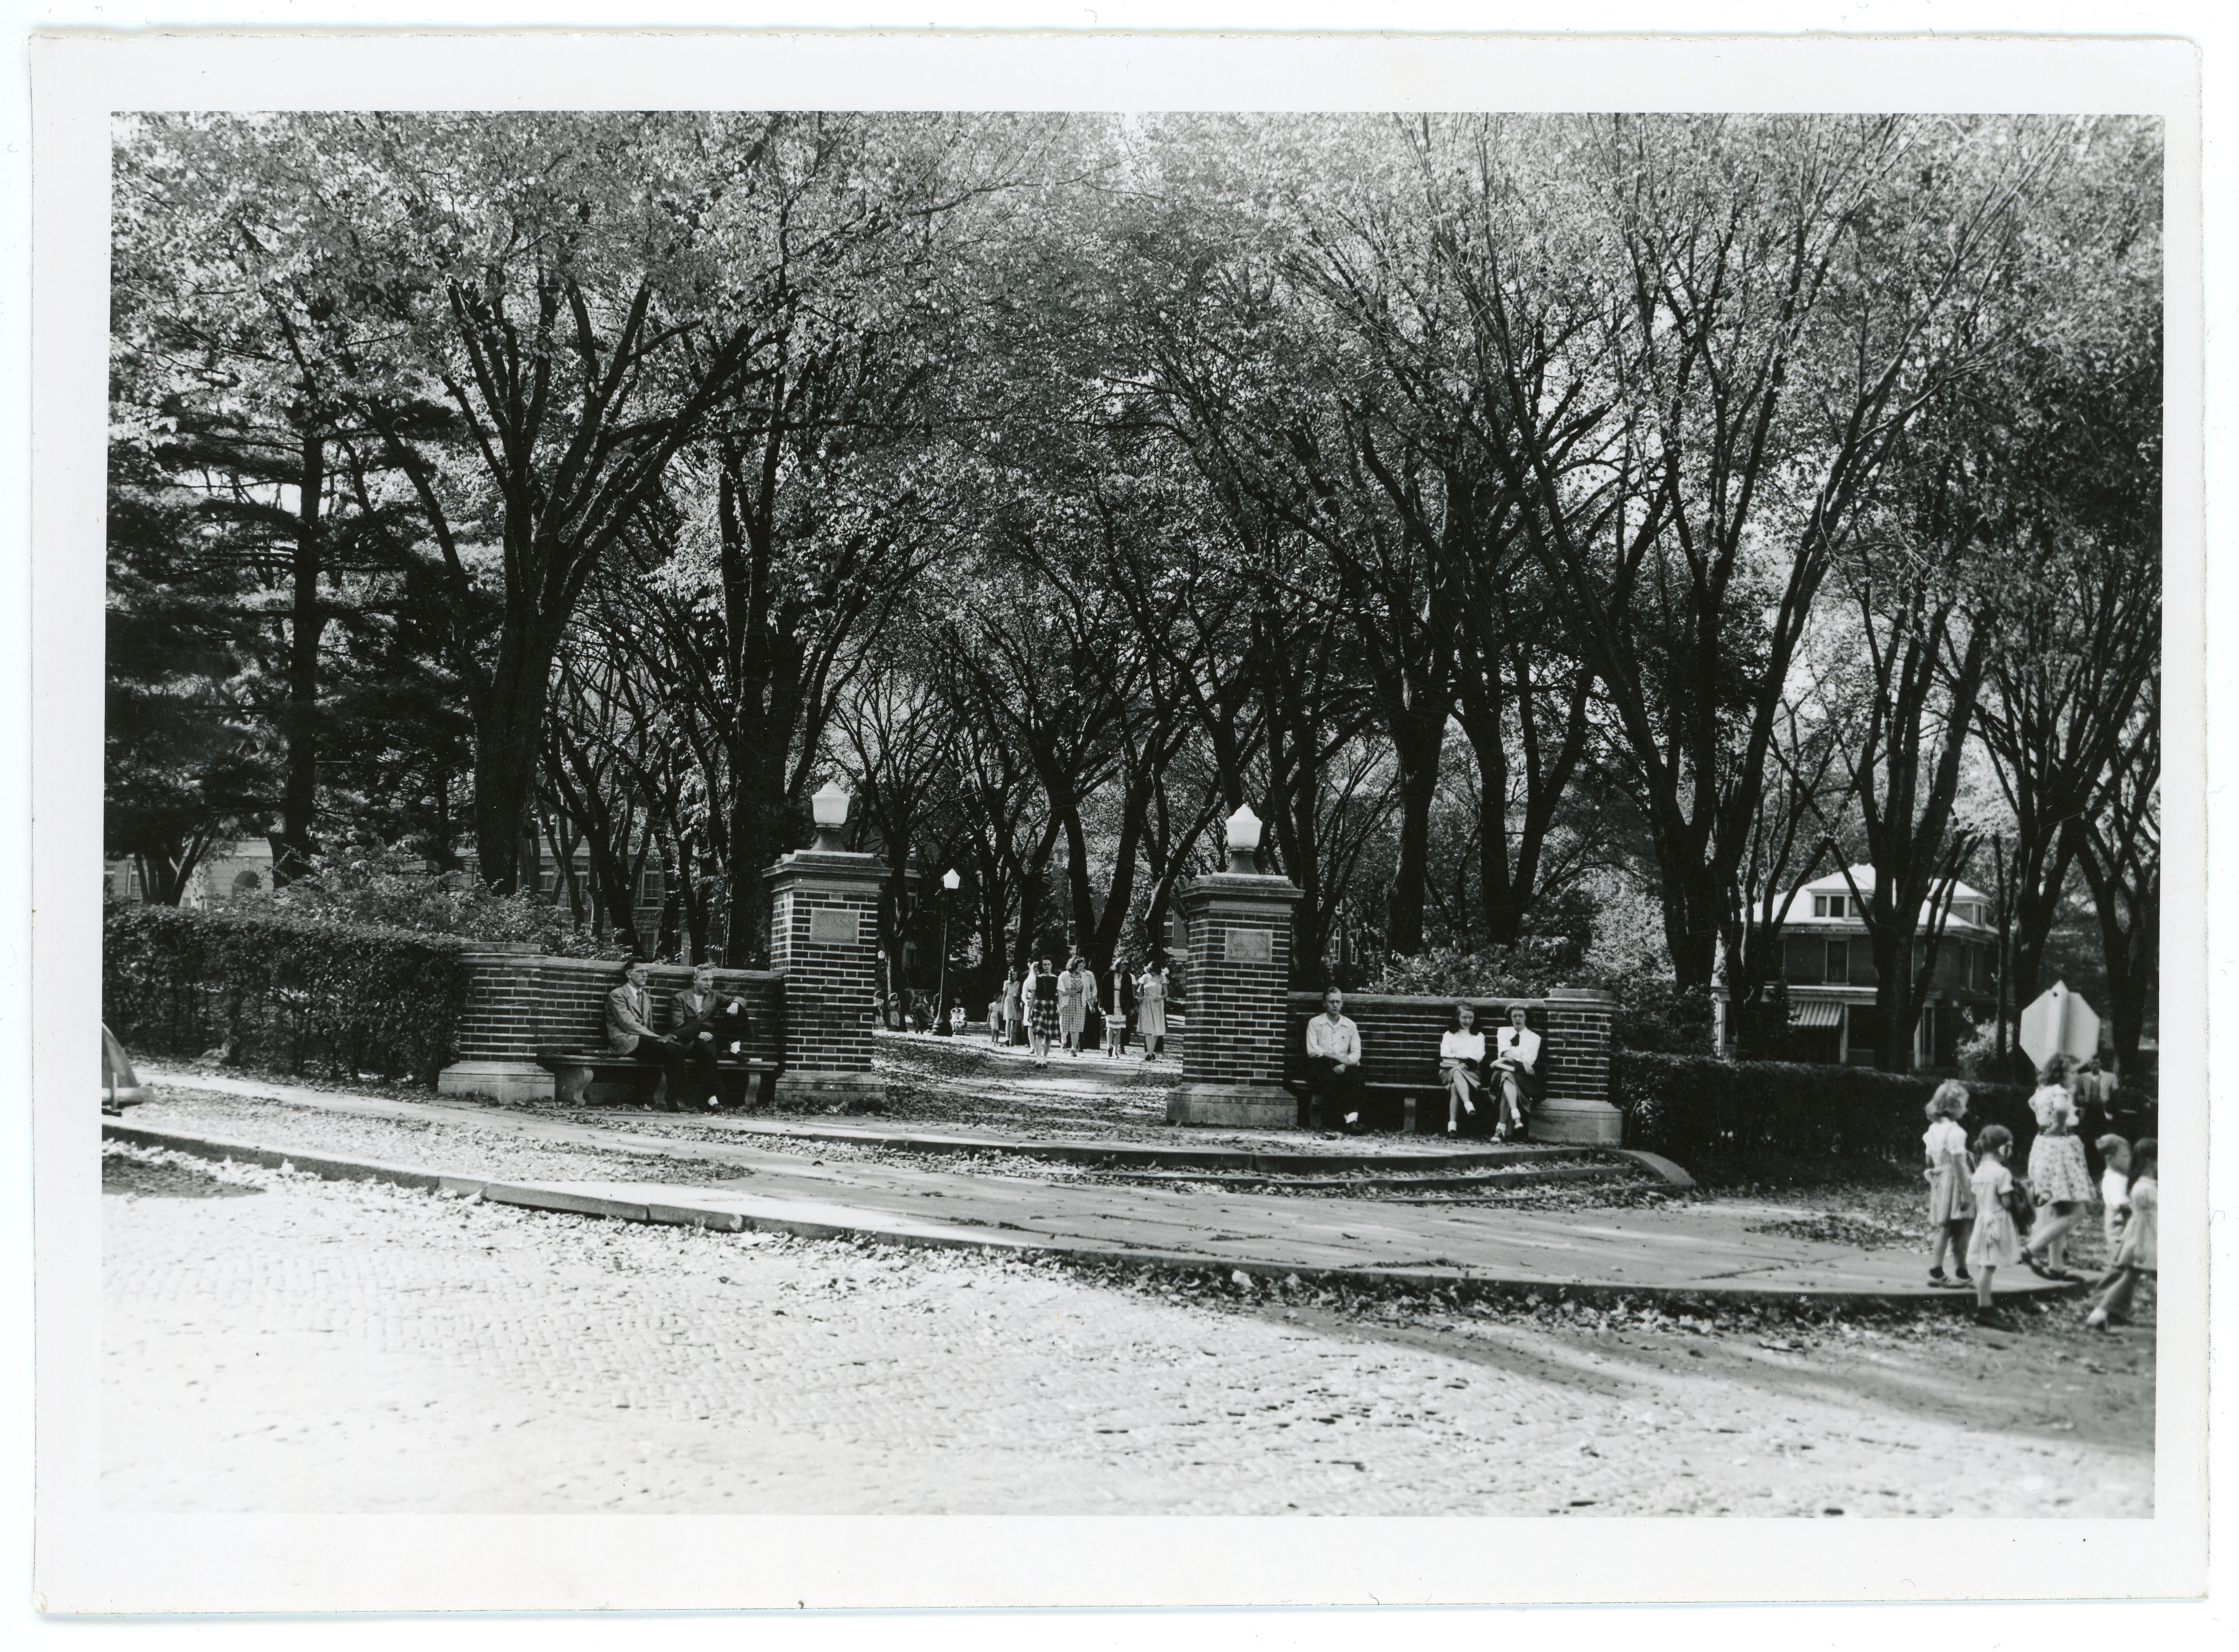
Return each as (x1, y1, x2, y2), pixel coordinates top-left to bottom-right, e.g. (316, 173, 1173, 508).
(467, 622, 563, 896)
(271, 434, 327, 886)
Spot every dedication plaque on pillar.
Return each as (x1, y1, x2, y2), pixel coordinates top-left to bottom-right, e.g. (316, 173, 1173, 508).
(808, 907, 862, 944)
(1223, 927, 1273, 963)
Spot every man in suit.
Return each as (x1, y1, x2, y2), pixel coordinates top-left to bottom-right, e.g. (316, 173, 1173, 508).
(606, 961, 689, 1112)
(671, 962, 752, 1112)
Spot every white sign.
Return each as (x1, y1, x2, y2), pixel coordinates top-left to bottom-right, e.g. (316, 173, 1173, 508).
(2019, 981, 2101, 1070)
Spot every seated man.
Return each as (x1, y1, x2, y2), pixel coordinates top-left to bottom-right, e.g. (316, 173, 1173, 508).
(671, 962, 752, 1112)
(1305, 986, 1370, 1133)
(606, 960, 689, 1113)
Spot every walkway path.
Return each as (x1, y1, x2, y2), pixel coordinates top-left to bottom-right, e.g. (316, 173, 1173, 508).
(128, 1071, 2071, 1307)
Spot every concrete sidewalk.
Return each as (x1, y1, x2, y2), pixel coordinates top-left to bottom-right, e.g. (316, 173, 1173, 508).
(117, 1076, 2077, 1309)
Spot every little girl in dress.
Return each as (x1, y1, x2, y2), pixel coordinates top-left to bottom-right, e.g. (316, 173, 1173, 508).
(2096, 1135, 2133, 1249)
(1922, 1081, 1975, 1288)
(1966, 1124, 2022, 1327)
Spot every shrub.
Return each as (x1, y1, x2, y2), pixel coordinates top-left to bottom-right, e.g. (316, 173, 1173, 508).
(104, 902, 472, 1084)
(1367, 935, 1589, 999)
(1615, 1051, 2037, 1178)
(241, 839, 625, 957)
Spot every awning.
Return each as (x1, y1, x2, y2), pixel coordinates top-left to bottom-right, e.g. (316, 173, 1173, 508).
(1789, 1000, 1845, 1028)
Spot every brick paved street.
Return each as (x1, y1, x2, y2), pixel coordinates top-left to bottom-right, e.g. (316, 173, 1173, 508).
(103, 1144, 2153, 1517)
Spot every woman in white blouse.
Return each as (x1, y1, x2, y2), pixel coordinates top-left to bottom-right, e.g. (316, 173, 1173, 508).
(1491, 1006, 1541, 1143)
(1440, 1003, 1487, 1135)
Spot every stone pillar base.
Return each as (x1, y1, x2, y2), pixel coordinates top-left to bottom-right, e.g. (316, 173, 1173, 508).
(1167, 1083, 1299, 1129)
(436, 1060, 553, 1105)
(1529, 1097, 1624, 1146)
(772, 1071, 886, 1108)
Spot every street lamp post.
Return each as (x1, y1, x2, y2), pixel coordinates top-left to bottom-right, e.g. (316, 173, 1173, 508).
(935, 867, 961, 1035)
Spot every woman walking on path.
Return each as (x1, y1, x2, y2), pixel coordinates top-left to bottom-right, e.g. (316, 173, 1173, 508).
(1000, 968, 1024, 1047)
(1135, 960, 1168, 1060)
(1057, 955, 1096, 1056)
(1027, 956, 1059, 1065)
(1923, 1081, 1976, 1288)
(1440, 1002, 1487, 1135)
(2085, 1138, 2157, 1332)
(2023, 1055, 2095, 1282)
(1967, 1124, 2025, 1327)
(1104, 958, 1130, 1056)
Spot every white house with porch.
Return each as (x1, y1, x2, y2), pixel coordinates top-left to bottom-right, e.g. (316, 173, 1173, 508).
(1762, 866, 1999, 1069)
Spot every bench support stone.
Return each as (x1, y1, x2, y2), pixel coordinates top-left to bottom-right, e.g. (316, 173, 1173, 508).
(435, 1058, 554, 1105)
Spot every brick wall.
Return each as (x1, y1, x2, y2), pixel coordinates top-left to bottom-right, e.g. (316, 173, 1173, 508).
(1178, 883, 1298, 1090)
(1539, 987, 1615, 1108)
(451, 950, 784, 1065)
(767, 876, 880, 1077)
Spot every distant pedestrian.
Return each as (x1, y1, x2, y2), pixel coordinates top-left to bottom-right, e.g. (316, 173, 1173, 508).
(2084, 1138, 2156, 1333)
(1135, 960, 1169, 1060)
(1058, 955, 1096, 1056)
(1000, 968, 1024, 1046)
(1966, 1124, 2024, 1327)
(1105, 958, 1131, 1056)
(2097, 1134, 2134, 1248)
(2022, 1055, 2093, 1283)
(1922, 1081, 1975, 1289)
(1029, 955, 1059, 1065)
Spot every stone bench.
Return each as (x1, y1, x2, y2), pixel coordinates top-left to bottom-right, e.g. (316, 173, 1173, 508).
(532, 1048, 780, 1110)
(1283, 995, 1547, 1135)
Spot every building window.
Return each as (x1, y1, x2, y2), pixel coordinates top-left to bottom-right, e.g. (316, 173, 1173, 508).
(1813, 893, 1856, 919)
(1825, 940, 1849, 984)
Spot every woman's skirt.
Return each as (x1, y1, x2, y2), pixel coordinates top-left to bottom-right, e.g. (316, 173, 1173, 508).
(1137, 998, 1167, 1036)
(1928, 1161, 1976, 1225)
(1031, 997, 1059, 1039)
(1059, 1001, 1086, 1037)
(2029, 1132, 2094, 1206)
(1967, 1203, 2022, 1269)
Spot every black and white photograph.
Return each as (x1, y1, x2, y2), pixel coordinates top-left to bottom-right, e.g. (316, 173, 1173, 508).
(21, 22, 2211, 1618)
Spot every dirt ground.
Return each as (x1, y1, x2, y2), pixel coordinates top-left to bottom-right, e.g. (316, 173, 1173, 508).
(102, 1142, 2154, 1517)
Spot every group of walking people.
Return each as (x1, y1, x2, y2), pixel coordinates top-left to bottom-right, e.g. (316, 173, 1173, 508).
(1922, 1052, 2158, 1331)
(991, 956, 1171, 1069)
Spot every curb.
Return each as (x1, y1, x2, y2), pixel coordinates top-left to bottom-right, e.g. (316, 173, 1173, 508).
(104, 1122, 2079, 1311)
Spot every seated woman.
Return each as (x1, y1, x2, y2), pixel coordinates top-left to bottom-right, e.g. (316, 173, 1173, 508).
(1490, 1005, 1540, 1143)
(1440, 1002, 1487, 1136)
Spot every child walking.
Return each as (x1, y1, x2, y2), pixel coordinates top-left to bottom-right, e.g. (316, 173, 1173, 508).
(2084, 1138, 2157, 1333)
(1923, 1081, 1975, 1289)
(2096, 1134, 2134, 1248)
(1966, 1124, 2023, 1328)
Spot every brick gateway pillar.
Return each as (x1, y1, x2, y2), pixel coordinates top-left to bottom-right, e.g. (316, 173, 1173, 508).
(1167, 808, 1304, 1128)
(764, 789, 888, 1108)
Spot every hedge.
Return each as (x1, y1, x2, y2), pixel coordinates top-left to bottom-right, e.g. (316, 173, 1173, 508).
(104, 903, 472, 1085)
(1614, 1052, 2047, 1171)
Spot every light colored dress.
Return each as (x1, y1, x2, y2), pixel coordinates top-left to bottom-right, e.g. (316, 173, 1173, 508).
(1057, 969, 1094, 1037)
(1966, 1158, 2022, 1269)
(2028, 1083, 2095, 1205)
(1924, 1118, 1976, 1224)
(2101, 1166, 2131, 1247)
(1135, 972, 1167, 1037)
(2110, 1176, 2157, 1273)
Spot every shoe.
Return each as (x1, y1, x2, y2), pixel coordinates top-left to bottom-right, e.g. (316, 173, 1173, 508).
(2084, 1310, 2112, 1332)
(1928, 1268, 1950, 1286)
(1973, 1308, 2011, 1330)
(2022, 1251, 2061, 1281)
(1447, 1122, 1459, 1135)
